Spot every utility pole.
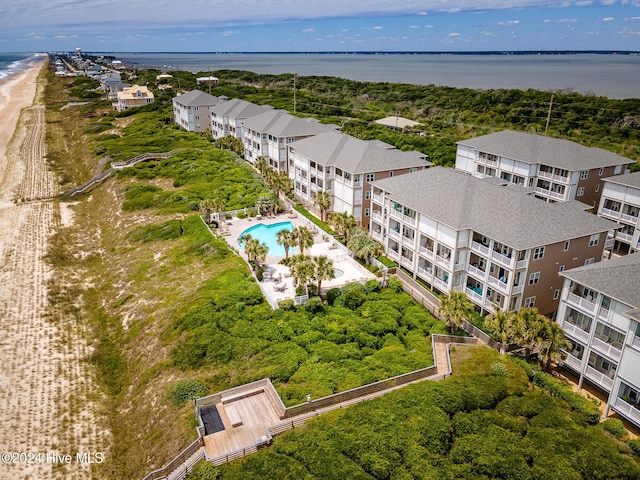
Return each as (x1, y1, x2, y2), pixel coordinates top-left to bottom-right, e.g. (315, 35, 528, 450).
(293, 74, 297, 114)
(544, 94, 554, 135)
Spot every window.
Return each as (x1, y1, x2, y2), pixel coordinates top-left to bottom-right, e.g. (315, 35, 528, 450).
(595, 184, 600, 193)
(599, 167, 604, 176)
(525, 296, 536, 308)
(195, 115, 200, 120)
(577, 187, 585, 197)
(563, 240, 570, 251)
(584, 257, 595, 265)
(365, 191, 371, 200)
(389, 171, 394, 178)
(554, 289, 560, 300)
(194, 106, 199, 111)
(559, 265, 565, 272)
(533, 247, 545, 260)
(589, 234, 599, 247)
(366, 173, 375, 182)
(365, 208, 370, 217)
(409, 168, 417, 173)
(528, 272, 540, 285)
(580, 170, 589, 180)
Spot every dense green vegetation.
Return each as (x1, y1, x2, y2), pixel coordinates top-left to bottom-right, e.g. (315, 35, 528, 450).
(188, 348, 640, 480)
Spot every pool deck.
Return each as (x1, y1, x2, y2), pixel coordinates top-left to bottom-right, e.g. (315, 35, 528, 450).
(217, 211, 376, 304)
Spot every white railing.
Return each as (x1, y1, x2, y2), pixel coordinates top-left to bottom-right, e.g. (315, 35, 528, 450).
(490, 250, 515, 269)
(483, 299, 497, 314)
(487, 275, 509, 295)
(591, 336, 622, 362)
(549, 190, 565, 201)
(534, 186, 549, 196)
(612, 397, 640, 425)
(419, 266, 433, 278)
(433, 277, 449, 292)
(465, 287, 484, 305)
(388, 230, 401, 241)
(600, 207, 620, 220)
(471, 241, 490, 257)
(516, 259, 528, 270)
(467, 264, 486, 280)
(553, 174, 569, 183)
(567, 292, 597, 315)
(585, 365, 614, 391)
(370, 231, 383, 243)
(435, 254, 451, 269)
(387, 249, 400, 261)
(389, 209, 403, 221)
(512, 284, 523, 295)
(401, 257, 414, 269)
(372, 193, 383, 204)
(537, 170, 553, 180)
(616, 231, 634, 243)
(353, 180, 362, 188)
(563, 352, 582, 371)
(401, 236, 415, 248)
(632, 335, 640, 350)
(562, 322, 590, 344)
(605, 238, 615, 249)
(454, 262, 465, 271)
(621, 212, 638, 224)
(419, 245, 435, 259)
(403, 214, 416, 227)
(478, 156, 498, 166)
(371, 211, 383, 223)
(598, 307, 609, 321)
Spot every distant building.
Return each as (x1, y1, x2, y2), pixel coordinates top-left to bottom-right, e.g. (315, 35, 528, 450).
(455, 130, 632, 206)
(172, 90, 223, 132)
(597, 171, 640, 256)
(556, 252, 640, 429)
(241, 109, 338, 172)
(288, 131, 430, 228)
(210, 99, 273, 141)
(114, 85, 154, 111)
(375, 116, 420, 131)
(370, 167, 616, 316)
(197, 76, 218, 85)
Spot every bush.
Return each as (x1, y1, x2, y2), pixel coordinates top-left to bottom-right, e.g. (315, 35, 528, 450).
(326, 288, 341, 306)
(278, 299, 296, 311)
(364, 279, 380, 293)
(387, 276, 404, 293)
(166, 379, 209, 407)
(303, 296, 324, 314)
(628, 438, 640, 457)
(601, 418, 627, 439)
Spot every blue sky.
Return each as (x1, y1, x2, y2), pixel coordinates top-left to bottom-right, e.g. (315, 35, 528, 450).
(1, 1, 639, 52)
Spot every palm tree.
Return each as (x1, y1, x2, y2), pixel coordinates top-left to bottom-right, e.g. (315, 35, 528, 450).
(484, 308, 514, 348)
(510, 308, 544, 361)
(289, 254, 315, 293)
(255, 194, 277, 216)
(348, 229, 383, 264)
(199, 198, 217, 224)
(537, 320, 571, 372)
(329, 212, 357, 243)
(271, 171, 293, 198)
(294, 226, 314, 256)
(438, 290, 474, 335)
(276, 228, 296, 260)
(314, 190, 332, 222)
(313, 255, 335, 294)
(255, 156, 268, 177)
(239, 233, 268, 274)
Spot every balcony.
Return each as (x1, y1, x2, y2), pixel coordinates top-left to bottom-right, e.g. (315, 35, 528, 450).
(563, 352, 583, 372)
(401, 257, 414, 269)
(538, 170, 553, 180)
(370, 231, 383, 243)
(487, 275, 509, 295)
(600, 207, 621, 220)
(435, 254, 451, 269)
(372, 193, 383, 204)
(516, 259, 528, 270)
(353, 180, 362, 188)
(371, 211, 383, 223)
(471, 241, 490, 257)
(389, 209, 402, 221)
(477, 156, 498, 166)
(401, 236, 415, 248)
(562, 321, 590, 344)
(633, 336, 640, 351)
(534, 186, 549, 196)
(419, 245, 435, 260)
(567, 292, 597, 315)
(616, 231, 634, 244)
(591, 336, 622, 362)
(549, 190, 565, 201)
(605, 238, 615, 249)
(403, 214, 416, 227)
(598, 307, 609, 322)
(387, 249, 400, 261)
(388, 230, 401, 241)
(466, 287, 484, 304)
(490, 250, 515, 269)
(620, 212, 638, 225)
(433, 277, 449, 292)
(467, 264, 486, 280)
(512, 284, 524, 295)
(584, 365, 613, 391)
(612, 397, 640, 426)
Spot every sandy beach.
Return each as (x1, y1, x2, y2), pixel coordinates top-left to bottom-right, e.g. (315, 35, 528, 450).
(0, 58, 107, 479)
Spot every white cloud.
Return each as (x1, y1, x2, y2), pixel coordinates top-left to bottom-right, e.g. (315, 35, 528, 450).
(303, 28, 315, 32)
(498, 20, 520, 25)
(448, 32, 461, 36)
(409, 25, 421, 29)
(602, 16, 615, 21)
(372, 26, 383, 30)
(575, 1, 594, 6)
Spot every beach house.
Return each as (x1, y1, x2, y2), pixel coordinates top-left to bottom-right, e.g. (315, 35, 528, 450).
(210, 99, 273, 141)
(597, 171, 640, 257)
(370, 167, 616, 317)
(114, 85, 154, 111)
(172, 90, 223, 133)
(288, 131, 430, 228)
(455, 130, 632, 207)
(555, 252, 640, 429)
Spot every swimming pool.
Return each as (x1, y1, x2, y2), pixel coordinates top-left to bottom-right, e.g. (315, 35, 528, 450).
(238, 221, 295, 257)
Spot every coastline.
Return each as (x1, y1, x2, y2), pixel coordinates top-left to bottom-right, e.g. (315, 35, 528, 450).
(0, 57, 46, 186)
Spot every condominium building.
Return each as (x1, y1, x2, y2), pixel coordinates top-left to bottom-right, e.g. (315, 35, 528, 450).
(241, 109, 338, 172)
(370, 167, 615, 316)
(556, 253, 640, 428)
(172, 90, 223, 133)
(114, 84, 154, 111)
(455, 130, 632, 206)
(288, 131, 430, 227)
(210, 99, 273, 141)
(597, 171, 640, 256)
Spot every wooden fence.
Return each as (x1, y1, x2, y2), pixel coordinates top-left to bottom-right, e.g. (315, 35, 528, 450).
(140, 438, 204, 480)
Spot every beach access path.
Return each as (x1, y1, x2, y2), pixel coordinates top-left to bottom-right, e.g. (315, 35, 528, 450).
(0, 60, 108, 480)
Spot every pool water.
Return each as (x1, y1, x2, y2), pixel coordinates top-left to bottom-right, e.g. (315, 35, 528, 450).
(238, 221, 295, 257)
(334, 268, 344, 278)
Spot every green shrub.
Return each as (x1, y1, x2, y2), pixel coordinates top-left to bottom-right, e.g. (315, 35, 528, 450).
(326, 288, 341, 306)
(166, 379, 209, 407)
(601, 417, 627, 439)
(364, 279, 380, 293)
(303, 296, 324, 314)
(387, 276, 404, 293)
(278, 299, 296, 311)
(628, 438, 640, 457)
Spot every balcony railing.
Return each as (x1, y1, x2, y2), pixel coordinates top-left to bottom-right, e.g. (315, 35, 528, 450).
(567, 292, 597, 315)
(487, 275, 509, 295)
(538, 170, 553, 180)
(516, 259, 528, 270)
(467, 264, 486, 280)
(549, 190, 565, 201)
(466, 287, 484, 304)
(388, 230, 401, 241)
(387, 249, 400, 261)
(403, 214, 416, 227)
(598, 307, 609, 321)
(584, 365, 614, 391)
(353, 180, 362, 188)
(616, 231, 634, 243)
(633, 335, 640, 350)
(600, 207, 621, 220)
(591, 336, 622, 362)
(612, 397, 640, 425)
(512, 284, 524, 295)
(435, 254, 451, 269)
(402, 236, 415, 248)
(562, 351, 582, 372)
(433, 277, 449, 292)
(401, 257, 414, 269)
(620, 212, 638, 225)
(419, 245, 435, 260)
(471, 241, 490, 257)
(605, 238, 615, 249)
(389, 209, 402, 221)
(372, 193, 383, 204)
(370, 231, 383, 243)
(491, 249, 515, 269)
(371, 211, 383, 223)
(562, 321, 590, 344)
(534, 186, 549, 196)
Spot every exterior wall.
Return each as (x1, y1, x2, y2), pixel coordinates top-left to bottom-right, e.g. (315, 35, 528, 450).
(521, 235, 605, 317)
(597, 179, 640, 255)
(576, 165, 620, 209)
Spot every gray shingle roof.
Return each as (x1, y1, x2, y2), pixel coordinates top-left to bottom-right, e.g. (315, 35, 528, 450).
(173, 89, 221, 107)
(241, 109, 338, 137)
(372, 167, 617, 250)
(457, 130, 633, 171)
(209, 98, 273, 119)
(560, 252, 640, 308)
(602, 171, 640, 190)
(290, 131, 431, 174)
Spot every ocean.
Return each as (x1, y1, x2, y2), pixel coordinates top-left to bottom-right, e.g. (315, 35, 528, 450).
(0, 53, 43, 81)
(107, 52, 640, 100)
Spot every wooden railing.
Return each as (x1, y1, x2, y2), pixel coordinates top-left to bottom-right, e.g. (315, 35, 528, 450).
(141, 438, 204, 480)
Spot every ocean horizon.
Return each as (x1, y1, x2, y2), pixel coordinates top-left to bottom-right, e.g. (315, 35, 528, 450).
(96, 51, 640, 100)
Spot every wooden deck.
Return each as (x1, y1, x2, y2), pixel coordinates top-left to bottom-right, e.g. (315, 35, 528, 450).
(203, 391, 282, 458)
